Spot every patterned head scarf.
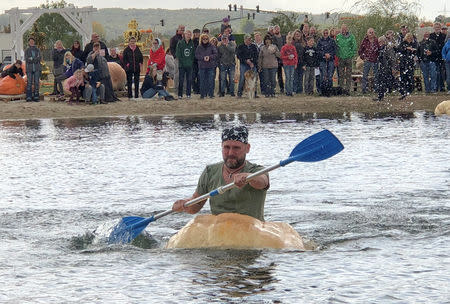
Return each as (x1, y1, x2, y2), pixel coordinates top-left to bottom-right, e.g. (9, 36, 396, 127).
(221, 126, 248, 144)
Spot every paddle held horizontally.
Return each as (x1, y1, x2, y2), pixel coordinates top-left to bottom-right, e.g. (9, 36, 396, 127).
(108, 129, 344, 244)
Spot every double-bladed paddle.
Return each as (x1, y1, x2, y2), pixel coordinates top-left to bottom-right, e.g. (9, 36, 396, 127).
(108, 129, 344, 244)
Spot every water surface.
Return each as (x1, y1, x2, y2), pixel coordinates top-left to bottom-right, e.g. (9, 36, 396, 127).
(0, 112, 449, 303)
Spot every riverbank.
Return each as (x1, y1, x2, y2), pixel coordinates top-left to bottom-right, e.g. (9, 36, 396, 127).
(0, 93, 447, 120)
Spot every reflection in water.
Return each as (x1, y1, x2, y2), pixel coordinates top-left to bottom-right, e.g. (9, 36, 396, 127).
(190, 250, 277, 299)
(361, 111, 416, 120)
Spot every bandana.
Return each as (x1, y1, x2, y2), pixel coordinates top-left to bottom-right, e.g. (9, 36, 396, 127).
(221, 126, 248, 144)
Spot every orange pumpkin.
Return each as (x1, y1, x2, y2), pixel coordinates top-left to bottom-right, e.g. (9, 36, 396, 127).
(108, 62, 126, 90)
(0, 74, 26, 95)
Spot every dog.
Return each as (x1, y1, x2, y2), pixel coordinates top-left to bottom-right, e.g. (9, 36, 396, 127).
(320, 84, 349, 97)
(243, 70, 257, 99)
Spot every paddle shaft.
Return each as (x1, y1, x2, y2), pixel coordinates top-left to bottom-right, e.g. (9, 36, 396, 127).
(152, 162, 283, 222)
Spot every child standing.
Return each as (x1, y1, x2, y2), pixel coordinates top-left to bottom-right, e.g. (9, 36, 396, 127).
(303, 37, 319, 95)
(281, 34, 298, 96)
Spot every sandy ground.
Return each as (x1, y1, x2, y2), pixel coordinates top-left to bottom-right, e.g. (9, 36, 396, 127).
(0, 93, 447, 120)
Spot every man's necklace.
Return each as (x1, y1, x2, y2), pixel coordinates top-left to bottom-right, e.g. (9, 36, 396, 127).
(224, 166, 243, 179)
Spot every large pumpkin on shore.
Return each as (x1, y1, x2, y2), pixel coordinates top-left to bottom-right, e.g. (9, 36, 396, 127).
(108, 62, 126, 91)
(0, 63, 27, 95)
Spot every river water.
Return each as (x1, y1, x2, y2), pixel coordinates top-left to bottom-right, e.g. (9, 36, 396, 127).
(0, 111, 448, 303)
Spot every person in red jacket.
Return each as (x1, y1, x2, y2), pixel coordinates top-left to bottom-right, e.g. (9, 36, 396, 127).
(147, 38, 166, 73)
(358, 28, 379, 94)
(280, 34, 298, 96)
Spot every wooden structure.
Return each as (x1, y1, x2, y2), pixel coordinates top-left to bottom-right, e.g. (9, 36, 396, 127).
(5, 6, 97, 61)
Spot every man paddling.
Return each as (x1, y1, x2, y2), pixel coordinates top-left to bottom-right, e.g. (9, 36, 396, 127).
(172, 126, 270, 221)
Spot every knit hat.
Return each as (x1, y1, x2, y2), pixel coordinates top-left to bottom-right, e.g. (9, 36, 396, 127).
(222, 126, 248, 144)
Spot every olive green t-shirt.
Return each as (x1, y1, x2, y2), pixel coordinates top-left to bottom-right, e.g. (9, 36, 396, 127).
(196, 161, 269, 221)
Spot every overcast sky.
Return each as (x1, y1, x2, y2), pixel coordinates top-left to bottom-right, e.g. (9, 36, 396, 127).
(1, 0, 448, 21)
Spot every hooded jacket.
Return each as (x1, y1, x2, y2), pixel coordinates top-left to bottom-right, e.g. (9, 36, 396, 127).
(176, 39, 195, 68)
(336, 32, 357, 59)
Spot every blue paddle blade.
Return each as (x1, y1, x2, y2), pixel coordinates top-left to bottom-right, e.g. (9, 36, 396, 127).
(280, 129, 344, 166)
(108, 216, 155, 244)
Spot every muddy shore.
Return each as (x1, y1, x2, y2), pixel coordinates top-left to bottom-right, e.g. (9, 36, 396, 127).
(0, 93, 446, 120)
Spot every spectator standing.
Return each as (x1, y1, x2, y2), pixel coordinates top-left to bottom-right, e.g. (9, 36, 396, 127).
(309, 27, 319, 42)
(418, 31, 439, 93)
(272, 25, 285, 93)
(280, 35, 298, 96)
(122, 37, 143, 98)
(148, 38, 166, 72)
(220, 27, 236, 42)
(398, 33, 418, 100)
(317, 28, 337, 92)
(221, 17, 231, 34)
(292, 29, 305, 94)
(24, 37, 41, 102)
(217, 34, 236, 97)
(336, 24, 357, 93)
(81, 32, 109, 63)
(107, 48, 124, 68)
(253, 31, 265, 94)
(176, 29, 195, 98)
(385, 30, 398, 67)
(442, 37, 450, 94)
(195, 33, 218, 99)
(430, 23, 446, 92)
(51, 40, 66, 95)
(86, 42, 119, 102)
(236, 34, 259, 98)
(303, 37, 320, 95)
(358, 28, 379, 94)
(192, 28, 201, 94)
(258, 35, 280, 97)
(209, 37, 219, 95)
(310, 26, 321, 93)
(373, 36, 396, 101)
(164, 49, 176, 81)
(70, 40, 83, 61)
(301, 23, 310, 41)
(170, 25, 185, 90)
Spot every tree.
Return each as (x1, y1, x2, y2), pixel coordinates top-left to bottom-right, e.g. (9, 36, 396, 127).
(92, 21, 106, 41)
(23, 0, 82, 50)
(240, 19, 255, 34)
(345, 0, 420, 45)
(269, 12, 300, 34)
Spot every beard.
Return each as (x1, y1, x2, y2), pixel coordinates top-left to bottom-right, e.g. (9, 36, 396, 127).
(224, 155, 246, 169)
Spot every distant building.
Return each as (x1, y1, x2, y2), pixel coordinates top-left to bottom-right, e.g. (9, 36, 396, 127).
(0, 33, 12, 63)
